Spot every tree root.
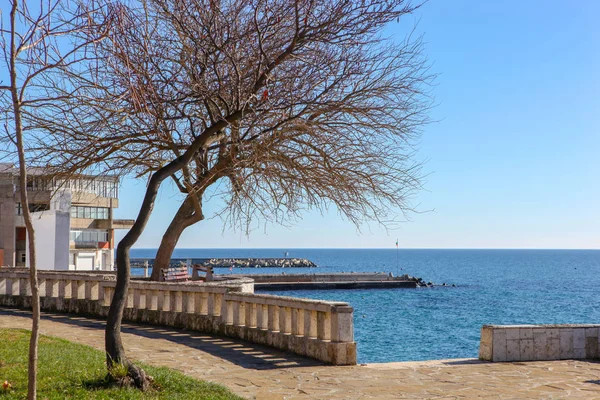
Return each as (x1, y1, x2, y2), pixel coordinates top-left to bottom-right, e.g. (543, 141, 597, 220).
(108, 361, 153, 391)
(127, 362, 152, 391)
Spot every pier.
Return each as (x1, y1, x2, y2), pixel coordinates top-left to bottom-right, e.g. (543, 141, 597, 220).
(231, 272, 424, 290)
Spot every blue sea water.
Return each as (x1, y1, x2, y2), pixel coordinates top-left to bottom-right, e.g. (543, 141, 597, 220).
(130, 248, 600, 364)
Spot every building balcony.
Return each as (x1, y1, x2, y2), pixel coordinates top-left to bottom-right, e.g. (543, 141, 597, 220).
(71, 192, 118, 207)
(70, 241, 110, 250)
(111, 219, 135, 229)
(70, 218, 134, 230)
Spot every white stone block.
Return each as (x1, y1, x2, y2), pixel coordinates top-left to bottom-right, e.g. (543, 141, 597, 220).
(585, 327, 599, 338)
(492, 330, 507, 362)
(520, 328, 533, 340)
(533, 331, 548, 361)
(520, 339, 534, 361)
(479, 343, 492, 360)
(573, 329, 586, 349)
(573, 347, 586, 359)
(547, 328, 560, 339)
(506, 328, 520, 341)
(559, 330, 573, 359)
(506, 339, 520, 361)
(547, 338, 560, 359)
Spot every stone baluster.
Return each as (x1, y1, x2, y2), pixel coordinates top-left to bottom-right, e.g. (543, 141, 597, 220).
(257, 304, 269, 330)
(317, 311, 332, 341)
(245, 303, 257, 328)
(103, 285, 114, 306)
(149, 290, 159, 311)
(222, 300, 233, 325)
(85, 281, 99, 301)
(125, 288, 134, 308)
(292, 308, 305, 336)
(38, 279, 46, 299)
(19, 277, 30, 296)
(233, 301, 245, 326)
(0, 277, 6, 295)
(173, 291, 183, 313)
(158, 290, 170, 311)
(279, 306, 292, 334)
(73, 280, 85, 299)
(7, 278, 16, 296)
(59, 279, 71, 299)
(208, 293, 222, 317)
(182, 291, 194, 314)
(133, 289, 145, 310)
(304, 310, 318, 338)
(47, 279, 59, 298)
(268, 305, 280, 332)
(196, 292, 208, 315)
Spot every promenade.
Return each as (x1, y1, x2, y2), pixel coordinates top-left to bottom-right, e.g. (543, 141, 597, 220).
(2, 308, 600, 399)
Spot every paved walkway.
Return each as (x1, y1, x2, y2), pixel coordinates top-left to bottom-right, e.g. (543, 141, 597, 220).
(2, 308, 600, 399)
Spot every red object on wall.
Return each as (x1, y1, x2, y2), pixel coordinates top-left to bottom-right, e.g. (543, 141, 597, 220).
(0, 249, 4, 263)
(16, 228, 26, 241)
(98, 241, 109, 249)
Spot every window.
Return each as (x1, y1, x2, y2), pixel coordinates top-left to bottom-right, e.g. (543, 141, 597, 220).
(70, 230, 109, 243)
(67, 177, 117, 198)
(29, 204, 49, 213)
(21, 253, 26, 263)
(16, 203, 49, 214)
(71, 206, 110, 220)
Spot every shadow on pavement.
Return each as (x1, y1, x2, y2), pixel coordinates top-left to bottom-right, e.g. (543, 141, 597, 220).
(0, 307, 323, 370)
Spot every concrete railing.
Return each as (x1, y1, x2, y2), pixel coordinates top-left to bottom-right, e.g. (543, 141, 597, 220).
(0, 268, 356, 365)
(479, 324, 600, 362)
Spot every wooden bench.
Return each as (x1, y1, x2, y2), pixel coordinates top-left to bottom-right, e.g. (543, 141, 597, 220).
(162, 264, 190, 282)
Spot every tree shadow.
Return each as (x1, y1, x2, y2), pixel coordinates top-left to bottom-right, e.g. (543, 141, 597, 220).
(0, 307, 323, 370)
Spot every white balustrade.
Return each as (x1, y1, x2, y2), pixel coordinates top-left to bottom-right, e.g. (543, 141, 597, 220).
(0, 268, 356, 364)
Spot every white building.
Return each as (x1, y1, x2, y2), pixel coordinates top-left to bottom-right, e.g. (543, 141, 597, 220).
(0, 164, 134, 270)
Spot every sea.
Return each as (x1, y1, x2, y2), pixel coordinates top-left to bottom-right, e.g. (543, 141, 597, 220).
(129, 248, 600, 364)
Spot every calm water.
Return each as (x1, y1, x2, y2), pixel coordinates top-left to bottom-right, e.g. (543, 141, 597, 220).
(130, 248, 600, 363)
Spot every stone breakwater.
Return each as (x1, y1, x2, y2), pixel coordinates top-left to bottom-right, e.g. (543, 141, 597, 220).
(129, 257, 318, 269)
(200, 258, 318, 269)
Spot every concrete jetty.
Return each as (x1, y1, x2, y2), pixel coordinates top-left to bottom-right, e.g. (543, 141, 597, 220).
(229, 272, 425, 290)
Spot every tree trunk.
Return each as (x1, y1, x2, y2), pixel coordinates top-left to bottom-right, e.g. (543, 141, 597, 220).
(8, 3, 40, 399)
(103, 116, 230, 389)
(151, 195, 204, 281)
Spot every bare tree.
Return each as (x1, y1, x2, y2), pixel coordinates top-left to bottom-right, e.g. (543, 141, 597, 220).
(0, 1, 111, 396)
(143, 0, 432, 280)
(0, 4, 39, 397)
(29, 0, 432, 387)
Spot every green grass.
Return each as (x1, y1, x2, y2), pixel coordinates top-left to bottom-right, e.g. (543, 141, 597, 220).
(0, 329, 244, 399)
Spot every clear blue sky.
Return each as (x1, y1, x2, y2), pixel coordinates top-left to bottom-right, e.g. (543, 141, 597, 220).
(114, 0, 600, 249)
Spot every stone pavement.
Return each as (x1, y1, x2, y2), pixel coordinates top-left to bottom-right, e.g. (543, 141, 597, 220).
(1, 308, 600, 399)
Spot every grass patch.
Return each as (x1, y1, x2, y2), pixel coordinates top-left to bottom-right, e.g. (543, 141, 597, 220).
(0, 328, 244, 399)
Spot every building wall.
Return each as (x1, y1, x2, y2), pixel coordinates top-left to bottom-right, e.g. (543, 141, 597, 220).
(26, 211, 70, 270)
(54, 212, 70, 269)
(0, 187, 15, 267)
